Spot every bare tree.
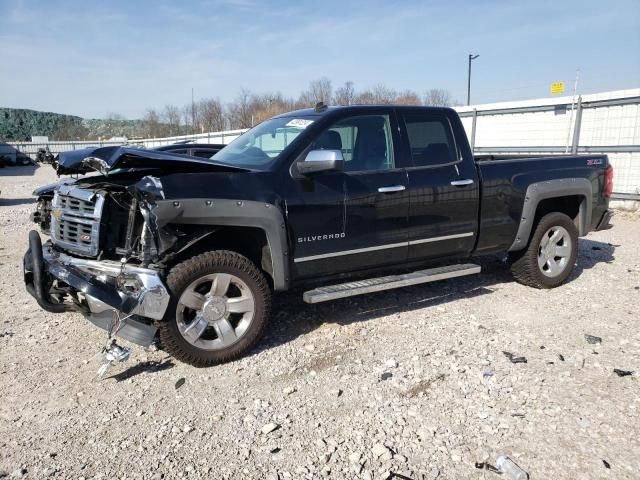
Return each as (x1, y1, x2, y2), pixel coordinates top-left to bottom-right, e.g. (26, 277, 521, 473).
(354, 89, 375, 104)
(371, 84, 397, 104)
(299, 77, 332, 106)
(394, 89, 422, 105)
(423, 89, 452, 106)
(227, 89, 255, 129)
(163, 105, 182, 136)
(51, 117, 88, 140)
(198, 98, 226, 132)
(101, 112, 127, 139)
(333, 81, 355, 106)
(142, 108, 162, 138)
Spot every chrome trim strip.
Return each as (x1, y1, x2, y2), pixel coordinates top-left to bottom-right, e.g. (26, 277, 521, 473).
(294, 232, 474, 263)
(408, 232, 474, 245)
(294, 241, 407, 263)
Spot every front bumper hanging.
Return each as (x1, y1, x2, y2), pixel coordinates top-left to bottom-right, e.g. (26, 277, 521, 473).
(24, 230, 170, 346)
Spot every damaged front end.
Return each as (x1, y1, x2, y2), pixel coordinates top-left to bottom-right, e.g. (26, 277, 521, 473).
(25, 145, 263, 351)
(24, 229, 168, 346)
(24, 165, 221, 348)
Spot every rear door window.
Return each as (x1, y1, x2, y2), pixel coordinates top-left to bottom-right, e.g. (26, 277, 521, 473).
(191, 149, 217, 158)
(401, 113, 458, 167)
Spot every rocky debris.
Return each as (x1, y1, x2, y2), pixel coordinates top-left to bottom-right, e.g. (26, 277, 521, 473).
(503, 351, 528, 363)
(584, 334, 602, 344)
(174, 377, 185, 390)
(385, 358, 399, 368)
(0, 168, 639, 479)
(496, 455, 529, 479)
(613, 368, 633, 377)
(10, 468, 27, 478)
(475, 461, 501, 473)
(372, 443, 393, 462)
(260, 423, 280, 435)
(282, 386, 297, 395)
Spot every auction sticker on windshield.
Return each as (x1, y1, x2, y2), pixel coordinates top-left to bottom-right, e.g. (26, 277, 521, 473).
(285, 119, 314, 129)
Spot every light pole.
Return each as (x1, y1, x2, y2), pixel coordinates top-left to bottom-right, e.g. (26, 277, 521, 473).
(191, 87, 195, 136)
(467, 54, 479, 106)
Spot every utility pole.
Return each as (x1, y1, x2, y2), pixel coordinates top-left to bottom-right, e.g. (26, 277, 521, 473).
(467, 54, 480, 106)
(565, 69, 580, 153)
(191, 87, 195, 136)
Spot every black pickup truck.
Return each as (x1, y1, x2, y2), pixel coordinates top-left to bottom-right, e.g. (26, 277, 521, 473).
(24, 105, 614, 367)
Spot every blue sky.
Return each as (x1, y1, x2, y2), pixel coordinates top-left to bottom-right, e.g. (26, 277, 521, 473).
(1, 0, 639, 118)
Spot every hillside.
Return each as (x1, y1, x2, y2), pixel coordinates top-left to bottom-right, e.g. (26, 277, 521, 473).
(0, 107, 145, 141)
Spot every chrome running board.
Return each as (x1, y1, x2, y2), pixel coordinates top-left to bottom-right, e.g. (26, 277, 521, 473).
(303, 263, 481, 304)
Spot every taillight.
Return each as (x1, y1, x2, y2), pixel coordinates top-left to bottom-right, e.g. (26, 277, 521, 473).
(604, 165, 614, 198)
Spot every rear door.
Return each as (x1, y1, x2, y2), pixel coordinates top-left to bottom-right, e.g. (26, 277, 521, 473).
(287, 110, 410, 279)
(398, 109, 479, 261)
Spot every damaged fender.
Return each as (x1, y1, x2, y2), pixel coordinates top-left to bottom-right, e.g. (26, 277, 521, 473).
(128, 175, 291, 290)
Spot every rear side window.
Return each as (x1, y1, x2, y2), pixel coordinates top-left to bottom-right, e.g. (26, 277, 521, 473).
(191, 149, 217, 158)
(313, 114, 395, 172)
(402, 113, 457, 167)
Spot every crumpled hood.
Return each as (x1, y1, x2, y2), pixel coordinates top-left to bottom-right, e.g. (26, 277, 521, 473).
(54, 145, 246, 175)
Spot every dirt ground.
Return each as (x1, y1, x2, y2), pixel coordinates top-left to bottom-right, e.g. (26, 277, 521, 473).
(1, 165, 639, 480)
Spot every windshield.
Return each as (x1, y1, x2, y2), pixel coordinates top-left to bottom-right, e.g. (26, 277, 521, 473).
(211, 116, 315, 169)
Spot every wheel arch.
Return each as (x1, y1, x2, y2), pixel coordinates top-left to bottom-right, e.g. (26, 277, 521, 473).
(508, 178, 592, 252)
(153, 199, 290, 291)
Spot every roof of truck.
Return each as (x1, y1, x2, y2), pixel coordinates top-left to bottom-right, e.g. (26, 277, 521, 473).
(274, 104, 455, 119)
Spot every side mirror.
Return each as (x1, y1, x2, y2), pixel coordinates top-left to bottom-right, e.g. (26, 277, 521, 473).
(298, 149, 344, 175)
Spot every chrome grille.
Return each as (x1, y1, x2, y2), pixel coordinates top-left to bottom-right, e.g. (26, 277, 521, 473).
(57, 195, 97, 215)
(50, 187, 104, 257)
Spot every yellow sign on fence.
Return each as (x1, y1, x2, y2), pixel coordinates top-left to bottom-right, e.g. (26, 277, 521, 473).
(550, 82, 565, 94)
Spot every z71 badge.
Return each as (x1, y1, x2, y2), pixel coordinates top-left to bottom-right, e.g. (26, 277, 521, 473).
(587, 158, 603, 166)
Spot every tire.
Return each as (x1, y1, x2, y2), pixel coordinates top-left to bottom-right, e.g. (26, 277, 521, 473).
(510, 212, 578, 289)
(158, 250, 271, 367)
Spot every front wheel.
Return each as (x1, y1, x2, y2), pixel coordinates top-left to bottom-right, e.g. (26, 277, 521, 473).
(510, 212, 578, 289)
(158, 251, 271, 367)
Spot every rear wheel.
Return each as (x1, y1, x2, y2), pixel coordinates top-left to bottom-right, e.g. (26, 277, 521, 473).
(510, 212, 578, 288)
(158, 250, 271, 367)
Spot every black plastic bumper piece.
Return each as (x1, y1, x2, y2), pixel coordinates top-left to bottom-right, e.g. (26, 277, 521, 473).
(595, 210, 614, 231)
(24, 230, 70, 313)
(24, 230, 138, 314)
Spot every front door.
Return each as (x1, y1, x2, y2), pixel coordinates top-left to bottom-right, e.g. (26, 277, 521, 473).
(286, 111, 410, 279)
(398, 109, 479, 261)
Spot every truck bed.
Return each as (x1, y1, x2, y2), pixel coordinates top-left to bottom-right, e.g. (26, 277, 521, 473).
(473, 153, 610, 254)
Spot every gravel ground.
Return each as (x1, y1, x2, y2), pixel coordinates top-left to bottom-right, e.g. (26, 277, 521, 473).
(1, 165, 639, 480)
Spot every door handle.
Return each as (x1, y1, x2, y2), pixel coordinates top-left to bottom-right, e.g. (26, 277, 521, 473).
(450, 179, 474, 186)
(378, 185, 406, 193)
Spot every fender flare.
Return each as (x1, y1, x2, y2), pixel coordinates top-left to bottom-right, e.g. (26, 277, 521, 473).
(508, 178, 593, 252)
(151, 199, 290, 291)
